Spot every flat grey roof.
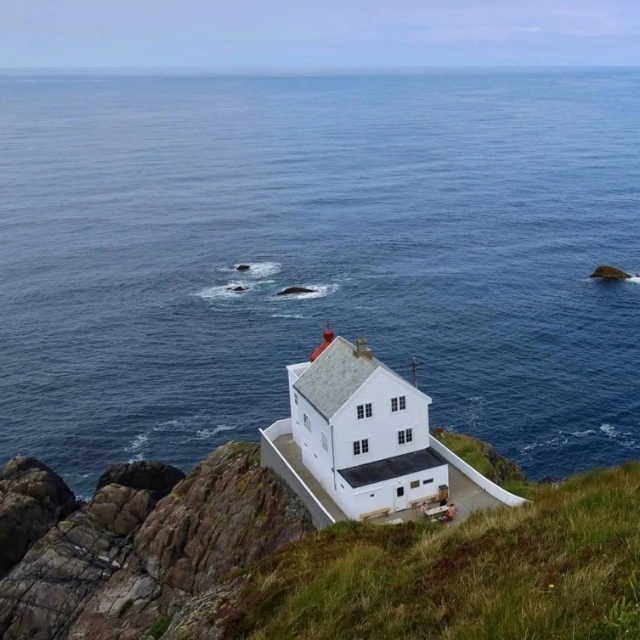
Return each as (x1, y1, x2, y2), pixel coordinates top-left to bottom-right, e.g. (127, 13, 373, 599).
(338, 448, 447, 489)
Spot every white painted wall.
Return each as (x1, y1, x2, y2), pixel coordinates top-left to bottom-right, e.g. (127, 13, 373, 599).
(287, 362, 310, 447)
(334, 463, 449, 520)
(332, 368, 431, 471)
(429, 437, 528, 507)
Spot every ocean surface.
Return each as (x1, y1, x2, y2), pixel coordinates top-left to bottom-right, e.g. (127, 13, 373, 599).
(1, 70, 639, 499)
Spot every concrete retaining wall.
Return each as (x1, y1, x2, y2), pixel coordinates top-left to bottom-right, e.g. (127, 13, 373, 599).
(260, 423, 336, 530)
(429, 437, 528, 506)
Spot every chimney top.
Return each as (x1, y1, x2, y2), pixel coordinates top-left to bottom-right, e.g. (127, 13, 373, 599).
(354, 337, 373, 360)
(310, 329, 335, 362)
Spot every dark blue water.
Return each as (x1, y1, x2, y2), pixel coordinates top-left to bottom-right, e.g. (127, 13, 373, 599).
(1, 70, 639, 498)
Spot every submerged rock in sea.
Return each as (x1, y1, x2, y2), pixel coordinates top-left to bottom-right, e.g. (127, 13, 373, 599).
(590, 265, 631, 280)
(0, 457, 79, 579)
(236, 264, 250, 271)
(277, 286, 316, 296)
(227, 285, 247, 292)
(96, 461, 186, 499)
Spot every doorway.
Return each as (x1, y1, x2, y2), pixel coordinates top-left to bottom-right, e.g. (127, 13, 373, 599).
(394, 483, 408, 511)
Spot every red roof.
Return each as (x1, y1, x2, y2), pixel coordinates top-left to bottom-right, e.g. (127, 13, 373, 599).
(310, 329, 335, 362)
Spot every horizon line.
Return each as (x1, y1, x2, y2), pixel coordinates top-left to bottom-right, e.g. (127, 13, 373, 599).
(1, 64, 640, 77)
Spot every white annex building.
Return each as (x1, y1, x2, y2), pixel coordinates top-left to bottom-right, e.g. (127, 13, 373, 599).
(275, 331, 450, 521)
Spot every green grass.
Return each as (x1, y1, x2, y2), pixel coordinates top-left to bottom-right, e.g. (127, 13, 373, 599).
(224, 462, 640, 639)
(146, 615, 173, 639)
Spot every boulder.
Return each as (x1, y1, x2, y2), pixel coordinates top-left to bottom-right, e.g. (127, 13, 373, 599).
(67, 442, 313, 640)
(590, 265, 631, 280)
(0, 457, 79, 579)
(0, 484, 157, 640)
(277, 286, 316, 296)
(235, 265, 250, 272)
(96, 461, 185, 499)
(226, 286, 247, 292)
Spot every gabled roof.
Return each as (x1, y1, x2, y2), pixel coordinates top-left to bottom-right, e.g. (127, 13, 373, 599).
(293, 337, 378, 420)
(293, 336, 430, 421)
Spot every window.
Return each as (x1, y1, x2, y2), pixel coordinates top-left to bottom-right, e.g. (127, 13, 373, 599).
(357, 403, 373, 419)
(410, 480, 420, 489)
(321, 432, 328, 451)
(391, 396, 407, 412)
(391, 397, 398, 412)
(423, 478, 433, 485)
(303, 413, 311, 432)
(398, 428, 413, 445)
(399, 396, 406, 410)
(294, 393, 298, 405)
(396, 487, 405, 497)
(353, 438, 369, 456)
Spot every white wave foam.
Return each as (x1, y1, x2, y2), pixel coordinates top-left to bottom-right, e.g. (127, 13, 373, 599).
(274, 284, 339, 300)
(600, 423, 615, 436)
(195, 281, 251, 300)
(196, 425, 235, 439)
(271, 313, 305, 319)
(569, 429, 595, 438)
(627, 276, 640, 284)
(125, 432, 149, 453)
(218, 262, 282, 278)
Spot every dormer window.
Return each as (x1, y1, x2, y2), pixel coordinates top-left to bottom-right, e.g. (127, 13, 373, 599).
(357, 403, 373, 419)
(391, 396, 406, 412)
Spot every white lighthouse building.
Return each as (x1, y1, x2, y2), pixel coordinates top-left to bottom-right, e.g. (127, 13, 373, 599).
(281, 331, 449, 520)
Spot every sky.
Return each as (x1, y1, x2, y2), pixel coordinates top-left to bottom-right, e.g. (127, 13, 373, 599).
(1, 0, 640, 70)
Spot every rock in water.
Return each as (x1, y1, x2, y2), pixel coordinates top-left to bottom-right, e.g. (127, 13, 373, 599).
(0, 457, 79, 579)
(236, 264, 250, 271)
(96, 461, 186, 499)
(226, 285, 247, 292)
(277, 286, 316, 296)
(590, 265, 631, 280)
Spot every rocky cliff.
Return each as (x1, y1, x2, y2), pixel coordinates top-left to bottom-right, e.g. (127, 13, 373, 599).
(0, 443, 313, 640)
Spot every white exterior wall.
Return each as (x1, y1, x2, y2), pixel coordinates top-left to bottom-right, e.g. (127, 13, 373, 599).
(332, 368, 431, 471)
(334, 463, 449, 520)
(293, 393, 336, 497)
(287, 362, 310, 446)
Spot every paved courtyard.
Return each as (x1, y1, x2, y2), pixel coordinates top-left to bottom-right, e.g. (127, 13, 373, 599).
(273, 433, 503, 526)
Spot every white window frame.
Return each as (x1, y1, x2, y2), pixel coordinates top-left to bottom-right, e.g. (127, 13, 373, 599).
(398, 428, 413, 445)
(294, 393, 298, 405)
(357, 405, 364, 420)
(353, 438, 369, 456)
(365, 403, 372, 418)
(391, 396, 407, 412)
(303, 413, 311, 432)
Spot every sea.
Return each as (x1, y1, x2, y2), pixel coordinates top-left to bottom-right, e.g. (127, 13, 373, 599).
(1, 69, 639, 499)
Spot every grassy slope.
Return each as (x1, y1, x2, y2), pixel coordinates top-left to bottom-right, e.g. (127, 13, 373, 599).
(226, 462, 640, 640)
(431, 430, 540, 499)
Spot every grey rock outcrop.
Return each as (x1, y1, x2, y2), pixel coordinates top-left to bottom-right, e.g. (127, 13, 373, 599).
(235, 264, 250, 271)
(590, 265, 632, 280)
(0, 484, 156, 639)
(67, 442, 313, 640)
(0, 457, 79, 579)
(96, 461, 185, 499)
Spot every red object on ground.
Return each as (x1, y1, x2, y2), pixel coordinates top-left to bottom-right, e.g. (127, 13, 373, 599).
(310, 330, 335, 362)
